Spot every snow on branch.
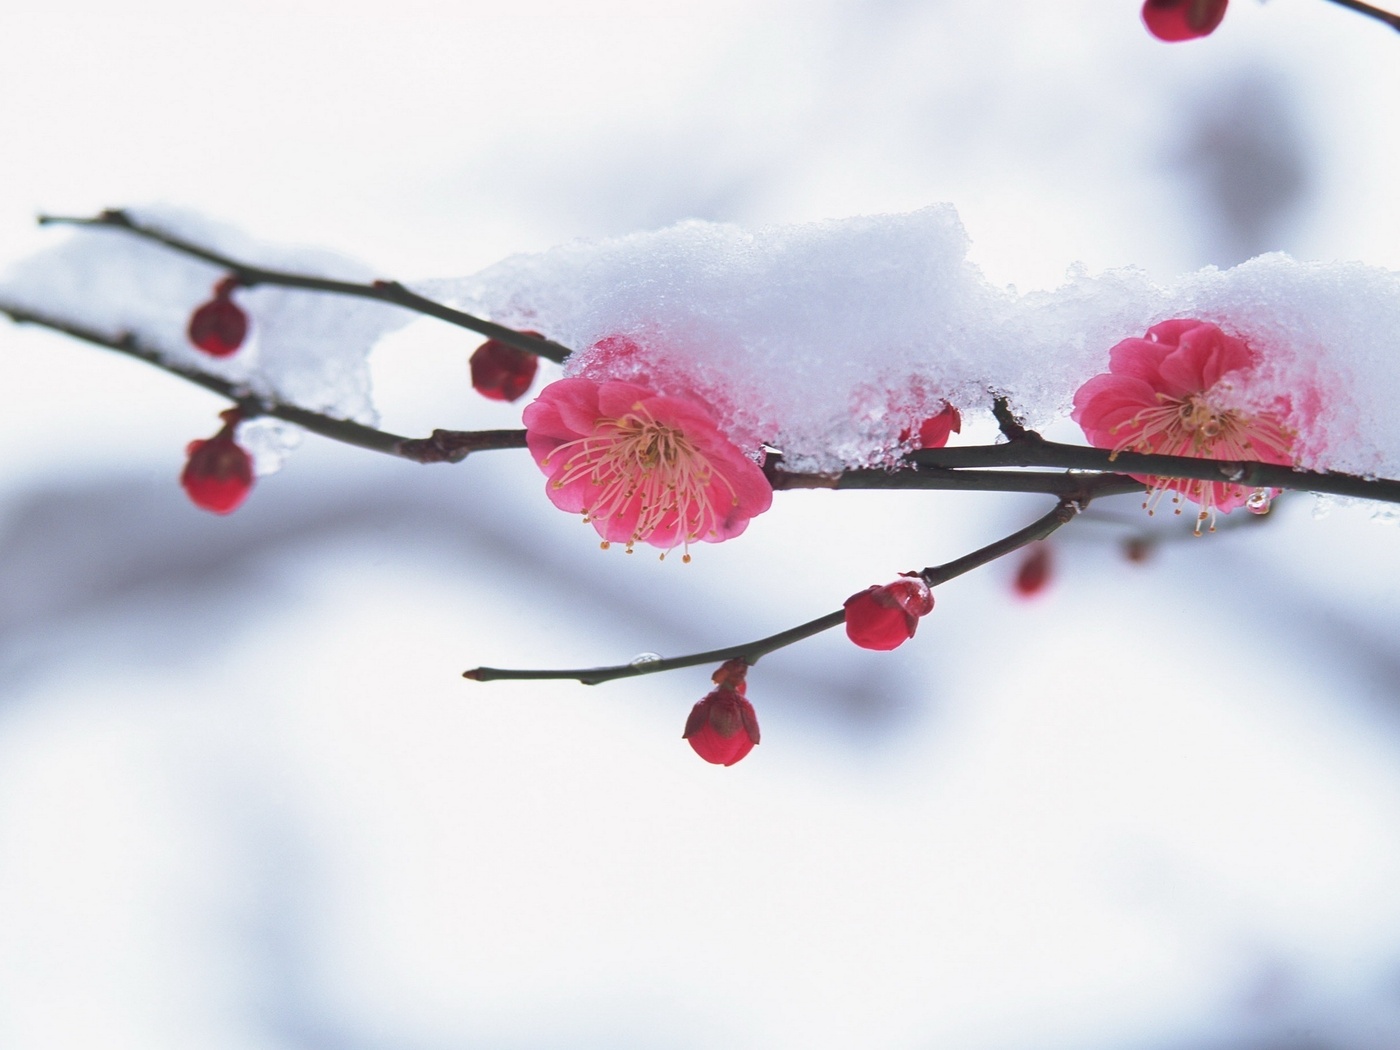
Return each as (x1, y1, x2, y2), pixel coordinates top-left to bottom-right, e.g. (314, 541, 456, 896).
(7, 204, 1400, 764)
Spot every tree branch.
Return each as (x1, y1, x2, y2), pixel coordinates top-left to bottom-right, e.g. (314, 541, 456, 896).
(36, 210, 574, 364)
(8, 288, 1400, 506)
(463, 498, 1082, 685)
(768, 462, 1145, 499)
(0, 300, 526, 463)
(903, 440, 1400, 506)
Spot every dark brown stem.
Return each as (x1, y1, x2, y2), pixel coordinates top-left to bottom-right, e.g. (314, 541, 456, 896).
(37, 210, 574, 364)
(395, 428, 528, 463)
(1321, 0, 1400, 32)
(0, 300, 525, 464)
(463, 499, 1081, 685)
(769, 463, 1144, 499)
(921, 498, 1080, 583)
(901, 440, 1400, 506)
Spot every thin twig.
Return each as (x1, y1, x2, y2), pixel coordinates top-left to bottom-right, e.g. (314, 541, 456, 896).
(991, 395, 1041, 442)
(0, 300, 526, 463)
(920, 498, 1080, 583)
(37, 210, 574, 364)
(463, 499, 1081, 684)
(1321, 0, 1400, 32)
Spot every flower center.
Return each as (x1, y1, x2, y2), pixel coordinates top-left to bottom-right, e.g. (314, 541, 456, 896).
(1111, 390, 1293, 534)
(544, 403, 736, 560)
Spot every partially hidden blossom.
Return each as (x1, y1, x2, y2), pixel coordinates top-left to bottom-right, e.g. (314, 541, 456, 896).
(1072, 318, 1295, 533)
(684, 659, 759, 766)
(1141, 0, 1228, 41)
(523, 377, 773, 560)
(181, 409, 254, 514)
(470, 331, 541, 402)
(844, 574, 934, 651)
(188, 276, 248, 358)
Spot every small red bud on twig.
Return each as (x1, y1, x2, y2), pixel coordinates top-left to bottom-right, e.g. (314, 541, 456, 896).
(684, 659, 760, 766)
(1013, 543, 1053, 598)
(843, 574, 934, 650)
(470, 332, 542, 402)
(181, 409, 254, 514)
(188, 277, 249, 358)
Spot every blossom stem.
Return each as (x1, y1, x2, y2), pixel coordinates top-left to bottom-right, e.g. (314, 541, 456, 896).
(0, 300, 526, 463)
(463, 499, 1081, 685)
(36, 210, 574, 363)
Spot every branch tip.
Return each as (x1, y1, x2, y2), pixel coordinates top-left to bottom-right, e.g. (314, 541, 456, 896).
(991, 395, 1042, 443)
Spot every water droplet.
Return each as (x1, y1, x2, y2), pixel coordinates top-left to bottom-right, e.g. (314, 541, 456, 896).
(1246, 488, 1272, 515)
(630, 652, 662, 667)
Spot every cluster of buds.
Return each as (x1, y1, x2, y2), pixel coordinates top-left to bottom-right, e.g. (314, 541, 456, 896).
(182, 276, 255, 512)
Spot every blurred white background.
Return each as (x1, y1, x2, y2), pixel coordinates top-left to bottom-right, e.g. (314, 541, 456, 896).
(3, 1, 1400, 1047)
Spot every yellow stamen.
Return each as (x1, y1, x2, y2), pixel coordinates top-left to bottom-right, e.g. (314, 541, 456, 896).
(546, 402, 736, 561)
(1113, 389, 1293, 532)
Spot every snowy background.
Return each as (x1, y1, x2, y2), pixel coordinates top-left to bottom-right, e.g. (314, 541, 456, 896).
(3, 1, 1400, 1047)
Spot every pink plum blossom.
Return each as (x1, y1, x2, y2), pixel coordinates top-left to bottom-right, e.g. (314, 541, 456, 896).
(1072, 319, 1295, 531)
(523, 377, 772, 560)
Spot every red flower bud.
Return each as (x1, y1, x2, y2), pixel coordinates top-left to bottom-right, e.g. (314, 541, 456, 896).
(470, 331, 542, 402)
(916, 403, 962, 450)
(181, 411, 253, 514)
(684, 660, 760, 766)
(898, 402, 961, 450)
(187, 278, 248, 357)
(1142, 0, 1228, 42)
(843, 574, 933, 651)
(1013, 543, 1053, 599)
